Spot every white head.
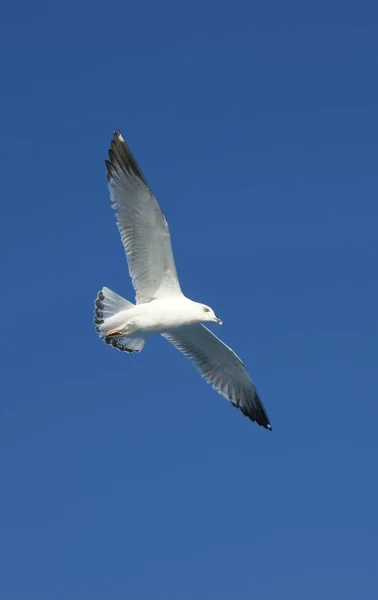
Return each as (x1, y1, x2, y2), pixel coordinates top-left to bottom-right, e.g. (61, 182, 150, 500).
(194, 302, 222, 325)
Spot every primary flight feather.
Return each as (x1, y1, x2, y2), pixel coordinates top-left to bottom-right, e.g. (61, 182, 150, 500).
(94, 131, 271, 430)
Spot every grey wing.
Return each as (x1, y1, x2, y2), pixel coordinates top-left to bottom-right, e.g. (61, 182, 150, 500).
(162, 325, 271, 430)
(106, 131, 182, 303)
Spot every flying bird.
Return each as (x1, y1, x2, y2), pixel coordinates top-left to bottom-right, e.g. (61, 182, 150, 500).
(94, 131, 271, 430)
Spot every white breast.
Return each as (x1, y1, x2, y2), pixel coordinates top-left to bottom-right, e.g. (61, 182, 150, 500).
(134, 298, 198, 333)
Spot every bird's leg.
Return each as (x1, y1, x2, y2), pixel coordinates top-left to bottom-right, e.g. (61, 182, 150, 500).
(106, 328, 124, 338)
(106, 322, 136, 338)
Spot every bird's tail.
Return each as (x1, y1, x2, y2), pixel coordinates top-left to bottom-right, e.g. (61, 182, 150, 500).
(94, 287, 146, 353)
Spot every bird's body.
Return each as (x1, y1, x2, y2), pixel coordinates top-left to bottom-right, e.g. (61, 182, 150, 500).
(103, 297, 220, 336)
(94, 131, 272, 430)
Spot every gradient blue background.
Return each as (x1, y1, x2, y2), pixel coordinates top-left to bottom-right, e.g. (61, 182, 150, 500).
(1, 1, 377, 598)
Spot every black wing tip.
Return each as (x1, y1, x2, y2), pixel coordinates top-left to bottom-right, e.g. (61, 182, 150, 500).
(105, 130, 150, 189)
(105, 159, 115, 181)
(249, 413, 272, 431)
(254, 391, 272, 431)
(237, 401, 272, 431)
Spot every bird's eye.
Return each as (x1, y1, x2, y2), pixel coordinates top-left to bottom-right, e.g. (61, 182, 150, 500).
(203, 307, 210, 313)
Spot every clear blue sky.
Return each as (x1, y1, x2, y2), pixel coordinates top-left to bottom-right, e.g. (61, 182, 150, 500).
(1, 1, 377, 598)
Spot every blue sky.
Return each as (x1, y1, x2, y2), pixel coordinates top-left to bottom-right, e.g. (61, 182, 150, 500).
(1, 1, 377, 598)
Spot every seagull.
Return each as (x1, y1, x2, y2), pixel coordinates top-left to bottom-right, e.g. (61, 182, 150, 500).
(94, 131, 271, 430)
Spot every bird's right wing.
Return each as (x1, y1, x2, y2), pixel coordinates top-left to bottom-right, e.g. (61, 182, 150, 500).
(162, 325, 271, 429)
(106, 131, 183, 304)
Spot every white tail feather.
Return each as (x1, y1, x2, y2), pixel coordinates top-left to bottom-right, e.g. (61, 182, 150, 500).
(98, 286, 134, 315)
(94, 287, 146, 353)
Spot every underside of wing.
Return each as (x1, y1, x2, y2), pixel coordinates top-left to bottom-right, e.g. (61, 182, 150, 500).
(106, 131, 182, 303)
(162, 325, 271, 430)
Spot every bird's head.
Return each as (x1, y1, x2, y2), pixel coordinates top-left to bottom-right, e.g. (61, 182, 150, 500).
(198, 303, 222, 325)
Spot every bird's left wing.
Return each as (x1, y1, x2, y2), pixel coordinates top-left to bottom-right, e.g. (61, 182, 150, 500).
(162, 325, 271, 429)
(106, 131, 182, 303)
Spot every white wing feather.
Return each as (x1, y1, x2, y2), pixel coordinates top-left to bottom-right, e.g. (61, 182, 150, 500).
(163, 325, 271, 429)
(106, 131, 182, 303)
